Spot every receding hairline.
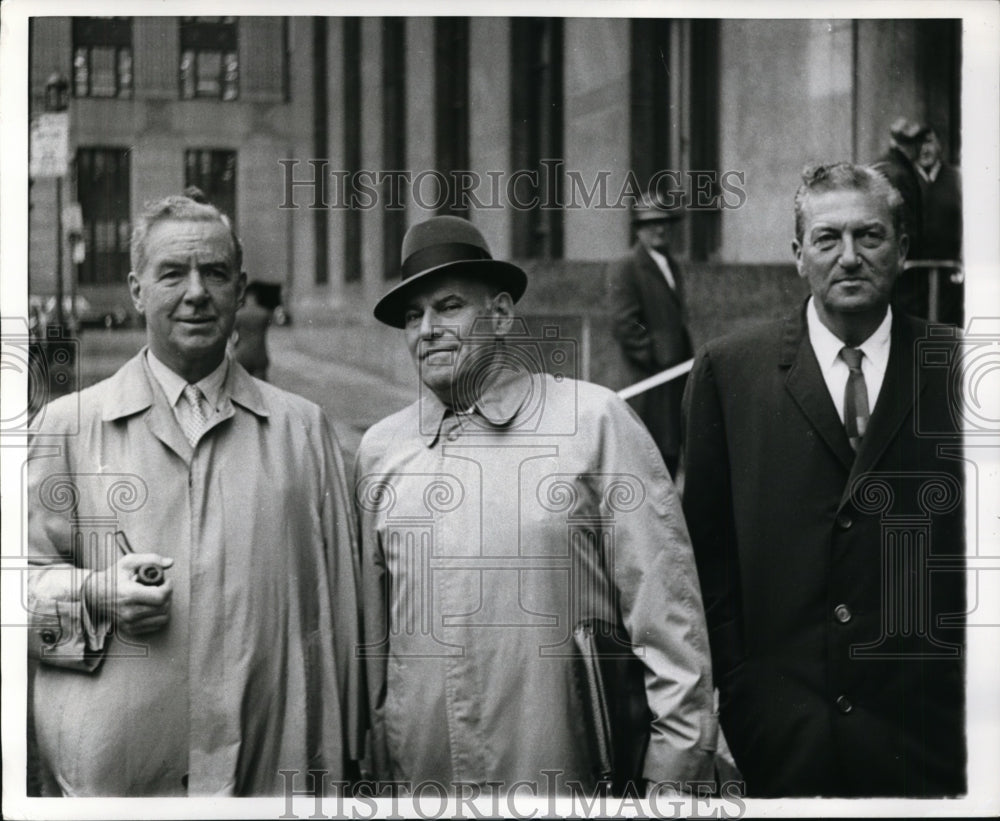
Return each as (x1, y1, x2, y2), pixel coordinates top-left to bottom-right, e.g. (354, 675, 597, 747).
(130, 195, 243, 275)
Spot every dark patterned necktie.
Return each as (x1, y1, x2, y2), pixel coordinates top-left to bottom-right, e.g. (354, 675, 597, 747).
(840, 347, 870, 451)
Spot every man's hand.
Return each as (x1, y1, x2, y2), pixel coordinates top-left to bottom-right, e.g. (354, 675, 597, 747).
(84, 554, 174, 635)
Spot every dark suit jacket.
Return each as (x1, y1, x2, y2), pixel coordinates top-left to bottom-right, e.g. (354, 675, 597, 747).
(608, 244, 693, 469)
(682, 305, 965, 797)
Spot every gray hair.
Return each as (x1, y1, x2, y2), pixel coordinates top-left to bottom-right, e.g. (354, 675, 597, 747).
(793, 162, 905, 244)
(130, 194, 243, 275)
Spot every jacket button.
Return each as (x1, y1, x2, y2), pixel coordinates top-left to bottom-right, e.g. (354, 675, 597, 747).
(836, 513, 853, 530)
(40, 628, 57, 645)
(836, 695, 853, 714)
(834, 604, 852, 623)
(447, 431, 459, 442)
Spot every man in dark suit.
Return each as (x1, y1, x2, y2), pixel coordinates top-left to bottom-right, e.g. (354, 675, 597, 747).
(874, 117, 928, 316)
(609, 195, 693, 477)
(682, 162, 965, 797)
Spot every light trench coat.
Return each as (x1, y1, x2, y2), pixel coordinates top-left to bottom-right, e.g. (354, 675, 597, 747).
(28, 351, 363, 796)
(355, 369, 717, 792)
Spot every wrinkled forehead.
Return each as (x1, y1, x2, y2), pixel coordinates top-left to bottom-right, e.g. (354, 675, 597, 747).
(801, 188, 894, 231)
(141, 218, 237, 270)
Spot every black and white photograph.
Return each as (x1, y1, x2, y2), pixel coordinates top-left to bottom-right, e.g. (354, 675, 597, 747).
(2, 0, 998, 818)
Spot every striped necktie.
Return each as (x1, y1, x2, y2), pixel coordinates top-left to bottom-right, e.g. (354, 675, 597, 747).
(840, 347, 870, 451)
(181, 384, 208, 447)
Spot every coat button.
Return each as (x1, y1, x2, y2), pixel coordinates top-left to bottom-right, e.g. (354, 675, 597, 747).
(836, 695, 853, 714)
(39, 628, 57, 645)
(446, 430, 459, 442)
(834, 604, 852, 623)
(836, 513, 853, 530)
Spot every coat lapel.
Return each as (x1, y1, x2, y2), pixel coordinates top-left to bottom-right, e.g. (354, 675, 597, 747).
(101, 350, 193, 462)
(841, 314, 923, 505)
(781, 307, 857, 472)
(636, 246, 683, 312)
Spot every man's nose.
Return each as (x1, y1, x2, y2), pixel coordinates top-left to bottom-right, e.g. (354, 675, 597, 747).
(182, 269, 208, 300)
(418, 309, 439, 338)
(838, 235, 860, 268)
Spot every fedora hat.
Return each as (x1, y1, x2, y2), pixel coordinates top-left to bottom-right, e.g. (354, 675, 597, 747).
(374, 215, 528, 328)
(631, 192, 684, 225)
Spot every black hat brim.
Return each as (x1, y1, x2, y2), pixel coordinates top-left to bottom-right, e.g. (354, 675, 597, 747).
(373, 259, 528, 328)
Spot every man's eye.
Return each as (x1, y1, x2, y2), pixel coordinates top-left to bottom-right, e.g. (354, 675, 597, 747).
(859, 231, 885, 247)
(814, 236, 838, 249)
(404, 310, 422, 326)
(203, 269, 229, 282)
(440, 302, 463, 313)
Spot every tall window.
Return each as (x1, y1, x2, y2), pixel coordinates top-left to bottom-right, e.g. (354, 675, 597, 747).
(180, 17, 239, 100)
(688, 20, 720, 261)
(343, 18, 362, 283)
(434, 18, 469, 217)
(72, 17, 133, 98)
(511, 18, 564, 259)
(185, 149, 237, 224)
(630, 19, 672, 202)
(76, 148, 130, 285)
(383, 18, 407, 278)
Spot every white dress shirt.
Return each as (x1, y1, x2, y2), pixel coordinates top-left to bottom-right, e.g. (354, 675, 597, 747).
(146, 350, 230, 434)
(646, 246, 678, 291)
(806, 298, 892, 425)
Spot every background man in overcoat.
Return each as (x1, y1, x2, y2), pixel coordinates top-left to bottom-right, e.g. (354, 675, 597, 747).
(682, 163, 965, 797)
(608, 195, 693, 477)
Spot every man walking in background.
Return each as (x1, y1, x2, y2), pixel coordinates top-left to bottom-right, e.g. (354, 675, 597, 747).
(608, 194, 693, 477)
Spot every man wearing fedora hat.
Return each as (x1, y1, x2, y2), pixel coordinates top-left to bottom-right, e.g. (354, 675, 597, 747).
(355, 215, 716, 793)
(608, 194, 693, 477)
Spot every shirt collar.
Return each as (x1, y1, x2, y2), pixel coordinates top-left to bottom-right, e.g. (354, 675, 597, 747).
(806, 297, 892, 370)
(145, 350, 230, 411)
(646, 246, 669, 269)
(918, 162, 941, 182)
(420, 362, 537, 447)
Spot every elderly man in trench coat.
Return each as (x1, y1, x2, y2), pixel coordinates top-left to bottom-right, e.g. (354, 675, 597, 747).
(355, 215, 717, 795)
(27, 193, 363, 795)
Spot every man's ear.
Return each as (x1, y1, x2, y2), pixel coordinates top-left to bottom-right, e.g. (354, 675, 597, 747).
(791, 239, 804, 278)
(236, 271, 248, 307)
(127, 271, 144, 314)
(896, 232, 910, 267)
(490, 291, 515, 336)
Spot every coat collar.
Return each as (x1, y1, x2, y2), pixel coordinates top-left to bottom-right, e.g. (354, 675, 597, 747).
(420, 362, 537, 447)
(101, 348, 270, 423)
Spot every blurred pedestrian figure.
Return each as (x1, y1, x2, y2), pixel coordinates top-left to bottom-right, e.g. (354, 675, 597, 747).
(232, 280, 274, 381)
(916, 127, 964, 326)
(608, 194, 693, 478)
(873, 117, 927, 315)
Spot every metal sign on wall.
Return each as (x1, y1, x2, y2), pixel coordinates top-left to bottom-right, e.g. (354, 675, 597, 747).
(29, 112, 69, 178)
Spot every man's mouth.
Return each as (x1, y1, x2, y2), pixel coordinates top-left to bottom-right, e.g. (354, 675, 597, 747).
(421, 346, 458, 362)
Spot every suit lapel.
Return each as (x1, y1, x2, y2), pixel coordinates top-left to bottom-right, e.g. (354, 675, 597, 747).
(636, 246, 682, 311)
(781, 307, 857, 472)
(841, 315, 923, 505)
